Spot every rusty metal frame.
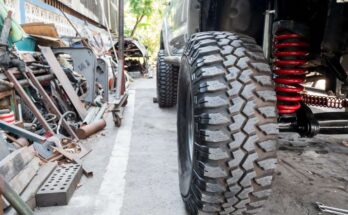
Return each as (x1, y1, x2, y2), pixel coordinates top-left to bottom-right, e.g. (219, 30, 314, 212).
(0, 74, 55, 92)
(96, 58, 109, 102)
(4, 68, 54, 135)
(40, 46, 87, 120)
(52, 47, 97, 103)
(0, 120, 46, 143)
(25, 68, 78, 139)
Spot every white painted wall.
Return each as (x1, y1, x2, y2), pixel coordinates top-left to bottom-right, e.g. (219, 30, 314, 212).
(3, 0, 117, 37)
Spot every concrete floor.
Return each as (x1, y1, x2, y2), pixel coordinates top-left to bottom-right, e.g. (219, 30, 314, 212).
(35, 78, 187, 215)
(34, 78, 348, 215)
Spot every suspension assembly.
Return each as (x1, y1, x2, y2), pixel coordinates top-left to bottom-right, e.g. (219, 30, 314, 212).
(272, 22, 348, 137)
(303, 94, 348, 109)
(273, 31, 309, 115)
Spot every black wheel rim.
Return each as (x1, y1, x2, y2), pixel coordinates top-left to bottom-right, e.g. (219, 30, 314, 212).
(177, 57, 195, 196)
(186, 89, 194, 162)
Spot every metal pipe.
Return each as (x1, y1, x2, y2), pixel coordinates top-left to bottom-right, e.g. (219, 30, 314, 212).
(0, 79, 14, 88)
(83, 107, 99, 125)
(163, 56, 181, 66)
(262, 10, 275, 61)
(18, 101, 23, 122)
(56, 111, 75, 136)
(76, 119, 106, 139)
(279, 119, 348, 135)
(99, 0, 118, 62)
(94, 103, 108, 120)
(29, 63, 50, 69)
(278, 122, 295, 133)
(23, 73, 55, 83)
(116, 0, 124, 99)
(4, 134, 29, 147)
(0, 74, 55, 92)
(0, 175, 34, 215)
(319, 121, 348, 134)
(0, 120, 46, 143)
(314, 112, 348, 121)
(60, 9, 92, 50)
(12, 68, 48, 76)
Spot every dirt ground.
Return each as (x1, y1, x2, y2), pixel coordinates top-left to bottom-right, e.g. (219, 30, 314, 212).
(261, 133, 348, 215)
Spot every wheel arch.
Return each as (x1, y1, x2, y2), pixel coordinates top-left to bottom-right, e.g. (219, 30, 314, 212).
(197, 0, 268, 45)
(160, 30, 165, 50)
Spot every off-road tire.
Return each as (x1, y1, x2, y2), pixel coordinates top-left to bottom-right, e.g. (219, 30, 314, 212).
(177, 32, 278, 215)
(156, 50, 178, 107)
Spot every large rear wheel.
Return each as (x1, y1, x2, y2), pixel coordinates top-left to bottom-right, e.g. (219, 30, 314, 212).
(156, 50, 178, 108)
(177, 32, 278, 215)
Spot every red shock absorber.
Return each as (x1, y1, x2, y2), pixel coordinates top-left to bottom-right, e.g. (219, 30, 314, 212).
(273, 31, 309, 115)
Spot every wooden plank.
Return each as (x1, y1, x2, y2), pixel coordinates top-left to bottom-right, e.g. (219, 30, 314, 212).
(3, 158, 40, 209)
(77, 144, 92, 159)
(5, 162, 57, 215)
(0, 147, 35, 181)
(53, 147, 93, 177)
(9, 157, 40, 194)
(22, 23, 59, 38)
(39, 46, 87, 120)
(0, 135, 10, 161)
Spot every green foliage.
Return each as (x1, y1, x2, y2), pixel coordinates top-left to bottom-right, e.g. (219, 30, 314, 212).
(128, 0, 154, 37)
(125, 0, 168, 62)
(129, 0, 153, 17)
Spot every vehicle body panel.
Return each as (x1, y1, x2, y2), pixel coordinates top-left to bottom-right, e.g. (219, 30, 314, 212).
(162, 0, 266, 57)
(162, 0, 190, 57)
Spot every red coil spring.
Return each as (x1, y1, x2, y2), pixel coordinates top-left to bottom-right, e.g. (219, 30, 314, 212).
(273, 32, 309, 114)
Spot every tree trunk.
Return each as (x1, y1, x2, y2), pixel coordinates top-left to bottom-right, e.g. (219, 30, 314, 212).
(130, 14, 145, 37)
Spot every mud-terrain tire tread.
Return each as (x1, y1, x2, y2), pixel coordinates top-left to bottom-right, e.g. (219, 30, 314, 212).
(180, 32, 278, 215)
(157, 50, 178, 107)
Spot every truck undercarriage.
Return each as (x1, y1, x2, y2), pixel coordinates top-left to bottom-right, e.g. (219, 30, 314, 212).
(157, 0, 348, 214)
(201, 0, 348, 137)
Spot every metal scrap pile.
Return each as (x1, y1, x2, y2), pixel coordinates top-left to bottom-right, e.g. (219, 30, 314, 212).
(0, 5, 127, 214)
(114, 38, 149, 76)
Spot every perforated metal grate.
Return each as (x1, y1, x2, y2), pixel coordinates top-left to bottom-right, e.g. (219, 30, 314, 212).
(36, 163, 83, 207)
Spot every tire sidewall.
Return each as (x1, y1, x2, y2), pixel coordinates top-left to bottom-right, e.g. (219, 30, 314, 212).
(176, 32, 278, 215)
(156, 51, 162, 100)
(177, 56, 195, 197)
